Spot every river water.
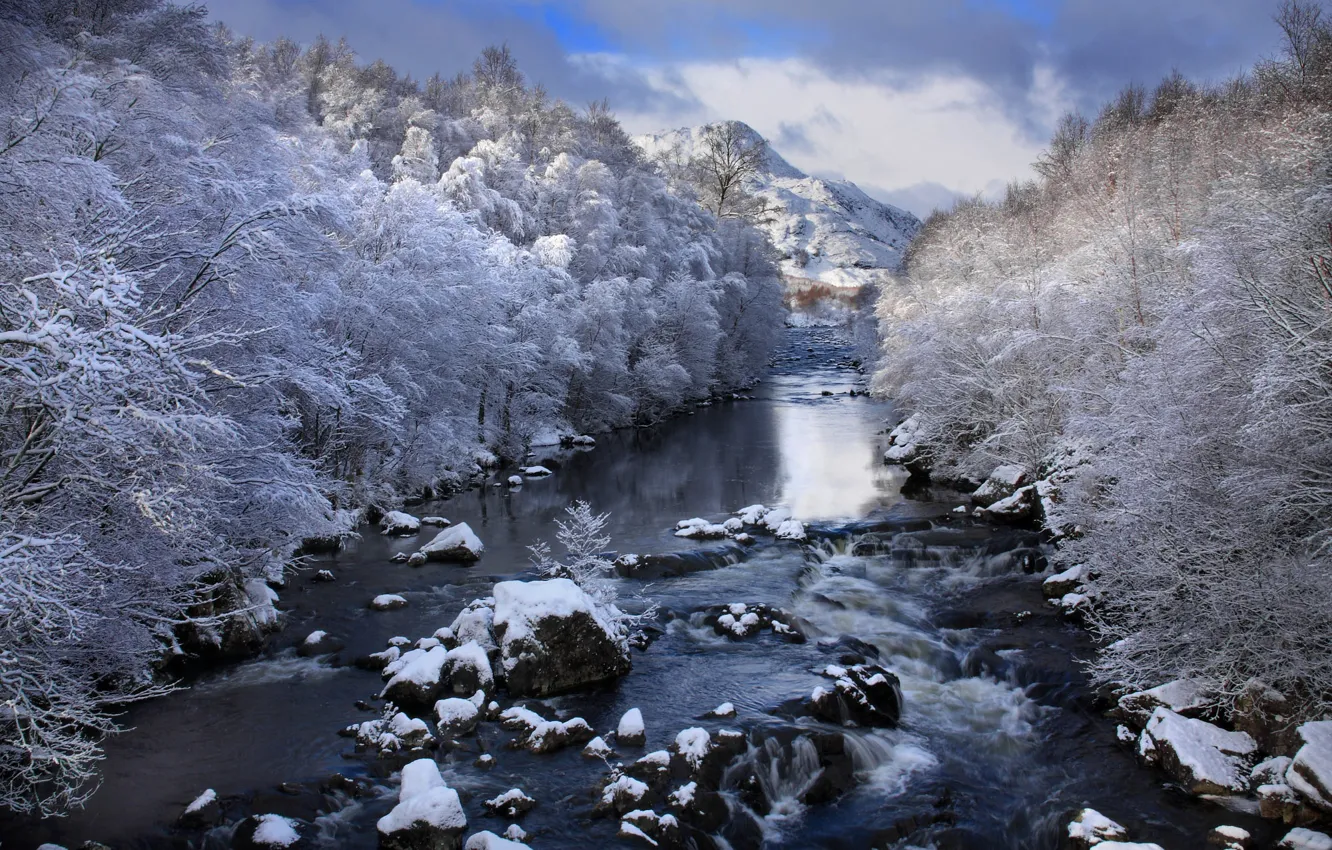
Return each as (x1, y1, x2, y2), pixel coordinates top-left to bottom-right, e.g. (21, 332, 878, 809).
(13, 328, 1274, 849)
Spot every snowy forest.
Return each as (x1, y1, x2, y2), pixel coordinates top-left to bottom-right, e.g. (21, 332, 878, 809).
(0, 0, 783, 816)
(876, 4, 1332, 718)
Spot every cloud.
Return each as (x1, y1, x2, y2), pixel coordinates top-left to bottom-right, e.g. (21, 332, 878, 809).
(864, 181, 971, 221)
(618, 57, 1057, 198)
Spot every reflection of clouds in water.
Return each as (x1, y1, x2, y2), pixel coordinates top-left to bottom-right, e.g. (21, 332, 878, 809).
(774, 400, 906, 520)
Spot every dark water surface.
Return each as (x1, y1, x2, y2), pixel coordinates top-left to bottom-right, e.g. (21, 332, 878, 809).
(12, 328, 1275, 850)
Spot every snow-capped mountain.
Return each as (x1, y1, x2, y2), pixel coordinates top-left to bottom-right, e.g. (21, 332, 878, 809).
(635, 122, 922, 292)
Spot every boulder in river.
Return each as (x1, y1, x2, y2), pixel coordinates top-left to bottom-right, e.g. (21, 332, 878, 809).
(1066, 808, 1128, 849)
(380, 511, 422, 536)
(805, 663, 903, 727)
(1138, 707, 1257, 795)
(419, 523, 484, 563)
(377, 759, 467, 850)
(1288, 721, 1332, 813)
(491, 578, 630, 697)
(380, 646, 449, 708)
(464, 832, 530, 850)
(434, 698, 480, 737)
(233, 813, 309, 849)
(1278, 829, 1332, 850)
(177, 789, 221, 829)
(482, 788, 536, 818)
(617, 708, 646, 747)
(1114, 679, 1211, 730)
(371, 594, 408, 611)
(970, 465, 1028, 507)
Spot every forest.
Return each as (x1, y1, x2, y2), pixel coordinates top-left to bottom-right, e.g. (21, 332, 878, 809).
(0, 0, 783, 816)
(876, 3, 1332, 720)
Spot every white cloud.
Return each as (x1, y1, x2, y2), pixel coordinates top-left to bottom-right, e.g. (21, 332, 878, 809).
(613, 56, 1070, 201)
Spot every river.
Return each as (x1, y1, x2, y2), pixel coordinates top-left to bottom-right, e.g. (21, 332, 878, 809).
(12, 327, 1275, 849)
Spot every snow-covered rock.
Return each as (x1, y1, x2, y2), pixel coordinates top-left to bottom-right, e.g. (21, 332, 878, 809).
(619, 809, 682, 847)
(1066, 808, 1128, 849)
(499, 705, 595, 754)
(1235, 679, 1301, 757)
(884, 414, 927, 465)
(1116, 680, 1211, 729)
(598, 774, 651, 816)
(234, 813, 305, 849)
(434, 698, 480, 737)
(297, 629, 343, 657)
(407, 552, 428, 567)
(584, 736, 614, 758)
(378, 759, 467, 850)
(1140, 707, 1258, 794)
(1042, 565, 1088, 599)
(806, 662, 903, 727)
(1208, 825, 1252, 849)
(571, 435, 596, 446)
(492, 578, 630, 697)
(1279, 829, 1332, 850)
(313, 568, 336, 582)
(483, 788, 536, 818)
(380, 511, 422, 536)
(371, 594, 408, 611)
(706, 702, 736, 718)
(1288, 721, 1332, 812)
(178, 788, 221, 829)
(775, 518, 807, 541)
(449, 599, 498, 653)
(422, 516, 451, 527)
(507, 475, 523, 487)
(674, 517, 730, 539)
(503, 825, 528, 842)
(760, 507, 793, 533)
(442, 641, 494, 695)
(735, 504, 769, 525)
(971, 465, 1028, 507)
(673, 728, 712, 770)
(381, 646, 449, 708)
(464, 831, 530, 850)
(419, 523, 484, 563)
(701, 602, 802, 641)
(1254, 756, 1295, 787)
(617, 708, 646, 747)
(521, 466, 552, 477)
(977, 484, 1039, 523)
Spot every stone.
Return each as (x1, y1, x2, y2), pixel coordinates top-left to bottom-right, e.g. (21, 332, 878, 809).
(492, 579, 630, 697)
(419, 523, 484, 563)
(1066, 808, 1128, 849)
(1234, 680, 1301, 756)
(1116, 680, 1211, 729)
(806, 663, 903, 727)
(1140, 707, 1257, 795)
(1288, 721, 1332, 812)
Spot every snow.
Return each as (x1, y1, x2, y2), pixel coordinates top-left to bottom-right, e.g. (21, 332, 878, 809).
(735, 504, 769, 525)
(710, 702, 736, 717)
(379, 511, 421, 535)
(251, 814, 301, 847)
(381, 646, 448, 695)
(422, 516, 450, 526)
(449, 601, 497, 651)
(1213, 826, 1251, 843)
(571, 435, 596, 446)
(584, 736, 613, 757)
(674, 727, 711, 768)
(302, 630, 327, 646)
(775, 519, 807, 541)
(601, 775, 649, 806)
(371, 594, 407, 610)
(1066, 808, 1127, 845)
(1142, 707, 1257, 793)
(521, 466, 553, 476)
(388, 712, 430, 739)
(1289, 721, 1332, 810)
(504, 825, 528, 841)
(637, 750, 671, 767)
(618, 708, 645, 739)
(507, 475, 523, 486)
(761, 507, 792, 531)
(445, 640, 494, 689)
(619, 821, 658, 846)
(435, 697, 479, 728)
(669, 782, 697, 807)
(419, 523, 484, 561)
(1280, 829, 1332, 850)
(675, 521, 729, 539)
(465, 831, 531, 850)
(378, 759, 466, 836)
(185, 788, 216, 814)
(492, 578, 616, 670)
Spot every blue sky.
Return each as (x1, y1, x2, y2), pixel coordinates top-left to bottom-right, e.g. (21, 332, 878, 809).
(209, 0, 1290, 217)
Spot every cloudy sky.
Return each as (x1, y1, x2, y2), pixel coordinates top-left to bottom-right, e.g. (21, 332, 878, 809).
(208, 0, 1290, 217)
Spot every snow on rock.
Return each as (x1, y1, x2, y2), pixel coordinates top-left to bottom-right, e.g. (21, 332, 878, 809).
(617, 708, 646, 746)
(1208, 825, 1252, 849)
(674, 518, 730, 539)
(434, 698, 480, 737)
(1279, 829, 1332, 850)
(422, 516, 451, 527)
(584, 736, 614, 758)
(1042, 565, 1088, 600)
(492, 578, 630, 697)
(521, 466, 553, 477)
(702, 602, 802, 641)
(775, 518, 807, 541)
(706, 702, 736, 718)
(884, 414, 927, 464)
(1116, 680, 1212, 729)
(419, 523, 484, 563)
(371, 594, 408, 611)
(380, 511, 422, 536)
(1254, 756, 1295, 787)
(407, 552, 428, 567)
(178, 788, 221, 828)
(807, 663, 903, 727)
(464, 831, 531, 850)
(483, 788, 536, 818)
(620, 809, 682, 847)
(499, 706, 596, 754)
(672, 728, 712, 770)
(1140, 707, 1258, 795)
(668, 782, 697, 807)
(598, 774, 651, 815)
(233, 813, 304, 849)
(977, 485, 1039, 523)
(971, 465, 1028, 507)
(507, 475, 523, 487)
(297, 629, 343, 658)
(1288, 721, 1332, 812)
(381, 646, 449, 708)
(735, 504, 769, 525)
(313, 569, 336, 582)
(503, 825, 528, 842)
(1066, 808, 1128, 848)
(760, 507, 792, 532)
(571, 435, 596, 446)
(378, 759, 466, 850)
(442, 641, 494, 695)
(449, 599, 498, 653)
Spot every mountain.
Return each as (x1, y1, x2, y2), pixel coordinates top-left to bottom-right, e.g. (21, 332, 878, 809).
(634, 122, 922, 294)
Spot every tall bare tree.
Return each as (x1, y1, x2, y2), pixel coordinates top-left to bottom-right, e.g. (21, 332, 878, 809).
(692, 121, 768, 220)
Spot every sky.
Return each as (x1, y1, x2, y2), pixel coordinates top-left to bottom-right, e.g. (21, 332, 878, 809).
(208, 0, 1292, 218)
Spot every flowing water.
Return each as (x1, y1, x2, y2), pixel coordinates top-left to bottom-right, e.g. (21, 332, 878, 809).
(11, 328, 1276, 849)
